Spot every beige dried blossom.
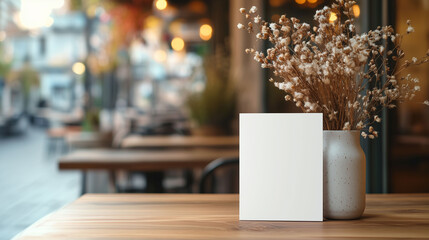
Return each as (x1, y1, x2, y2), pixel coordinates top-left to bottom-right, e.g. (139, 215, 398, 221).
(238, 0, 429, 137)
(249, 6, 257, 14)
(406, 20, 415, 34)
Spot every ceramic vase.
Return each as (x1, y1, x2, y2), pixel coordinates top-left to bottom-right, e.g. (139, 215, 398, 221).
(323, 130, 366, 219)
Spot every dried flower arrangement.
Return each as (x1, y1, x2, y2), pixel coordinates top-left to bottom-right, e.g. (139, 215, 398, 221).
(237, 0, 429, 138)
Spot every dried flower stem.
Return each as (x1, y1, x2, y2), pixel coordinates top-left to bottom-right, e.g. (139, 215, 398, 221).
(238, 0, 429, 137)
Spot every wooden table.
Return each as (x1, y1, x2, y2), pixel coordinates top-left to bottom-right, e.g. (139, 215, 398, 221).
(117, 135, 238, 192)
(14, 194, 429, 239)
(60, 148, 239, 193)
(65, 132, 112, 149)
(60, 148, 239, 171)
(120, 135, 239, 149)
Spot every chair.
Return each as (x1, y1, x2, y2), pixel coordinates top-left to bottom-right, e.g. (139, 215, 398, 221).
(199, 157, 239, 193)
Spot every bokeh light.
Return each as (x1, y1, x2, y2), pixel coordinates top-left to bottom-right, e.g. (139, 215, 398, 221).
(16, 0, 63, 30)
(353, 5, 360, 17)
(199, 24, 213, 41)
(171, 37, 185, 51)
(329, 12, 337, 22)
(72, 62, 86, 75)
(155, 0, 168, 10)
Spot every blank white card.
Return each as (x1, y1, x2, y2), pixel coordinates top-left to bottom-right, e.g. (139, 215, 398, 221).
(239, 113, 323, 221)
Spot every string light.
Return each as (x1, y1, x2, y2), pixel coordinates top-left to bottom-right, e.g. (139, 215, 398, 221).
(171, 37, 185, 51)
(199, 24, 213, 41)
(295, 0, 306, 4)
(329, 12, 337, 23)
(352, 4, 360, 17)
(72, 62, 86, 75)
(155, 0, 167, 10)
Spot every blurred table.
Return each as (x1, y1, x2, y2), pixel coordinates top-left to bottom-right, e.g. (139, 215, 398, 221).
(59, 148, 239, 193)
(59, 148, 239, 171)
(120, 135, 239, 149)
(47, 126, 81, 138)
(66, 131, 112, 149)
(46, 126, 82, 154)
(38, 108, 83, 126)
(14, 194, 429, 239)
(118, 135, 238, 193)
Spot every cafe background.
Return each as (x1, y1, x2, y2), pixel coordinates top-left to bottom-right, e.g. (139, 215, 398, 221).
(0, 0, 428, 239)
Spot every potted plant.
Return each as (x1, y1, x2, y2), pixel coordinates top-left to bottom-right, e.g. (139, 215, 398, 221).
(186, 57, 236, 136)
(238, 0, 429, 219)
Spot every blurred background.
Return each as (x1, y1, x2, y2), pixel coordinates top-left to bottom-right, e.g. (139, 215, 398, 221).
(0, 0, 428, 238)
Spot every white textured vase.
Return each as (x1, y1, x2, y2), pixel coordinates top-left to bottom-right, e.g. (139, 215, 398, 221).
(323, 130, 366, 219)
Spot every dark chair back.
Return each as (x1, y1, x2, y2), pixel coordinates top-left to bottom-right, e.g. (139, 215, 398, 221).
(199, 157, 239, 193)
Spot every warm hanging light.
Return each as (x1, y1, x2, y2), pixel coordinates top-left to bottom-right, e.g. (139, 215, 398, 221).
(295, 0, 306, 5)
(15, 0, 63, 30)
(308, 0, 317, 3)
(199, 24, 213, 41)
(155, 0, 168, 10)
(171, 37, 185, 51)
(352, 4, 360, 17)
(329, 12, 337, 23)
(72, 62, 86, 75)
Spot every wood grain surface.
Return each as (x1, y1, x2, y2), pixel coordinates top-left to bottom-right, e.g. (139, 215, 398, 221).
(59, 148, 239, 171)
(14, 194, 429, 239)
(120, 135, 239, 148)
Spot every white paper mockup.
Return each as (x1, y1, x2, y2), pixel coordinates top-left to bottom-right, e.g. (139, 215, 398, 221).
(239, 113, 323, 221)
